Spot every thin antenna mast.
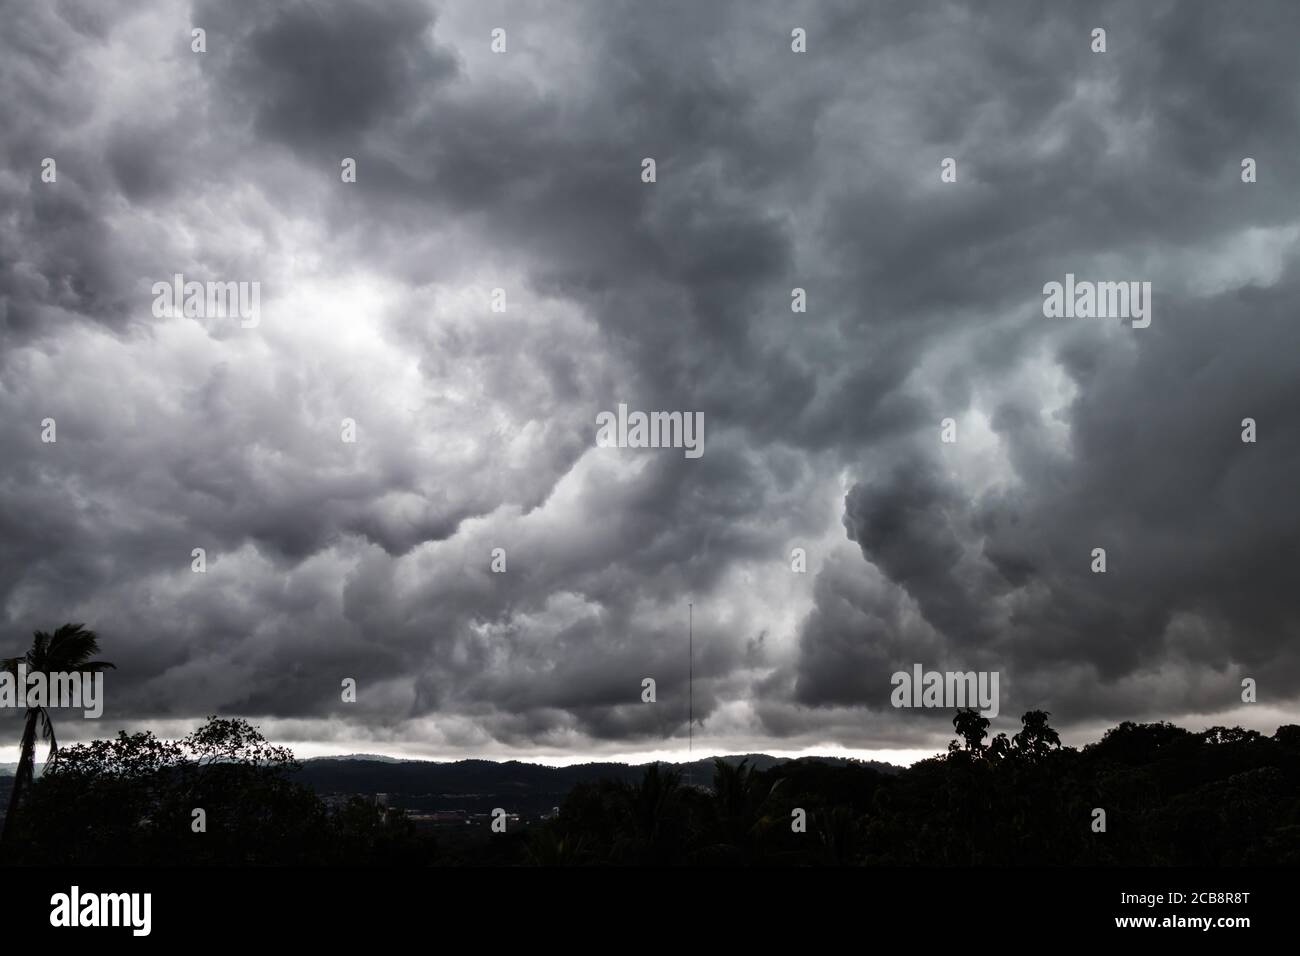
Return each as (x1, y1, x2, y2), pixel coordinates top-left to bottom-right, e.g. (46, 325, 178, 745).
(689, 602, 693, 753)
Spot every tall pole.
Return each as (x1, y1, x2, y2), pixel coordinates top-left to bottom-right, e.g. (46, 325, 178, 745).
(689, 603, 693, 753)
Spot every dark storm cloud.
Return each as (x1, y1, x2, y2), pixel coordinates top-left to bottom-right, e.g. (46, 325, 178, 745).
(195, 0, 459, 150)
(1, 0, 1298, 755)
(806, 270, 1300, 730)
(779, 0, 1300, 741)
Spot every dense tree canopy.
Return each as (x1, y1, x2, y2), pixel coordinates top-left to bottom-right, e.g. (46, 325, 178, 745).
(3, 712, 1298, 865)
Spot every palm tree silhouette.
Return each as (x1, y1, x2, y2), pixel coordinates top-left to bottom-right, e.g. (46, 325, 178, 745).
(707, 758, 783, 862)
(1, 624, 114, 845)
(622, 763, 683, 864)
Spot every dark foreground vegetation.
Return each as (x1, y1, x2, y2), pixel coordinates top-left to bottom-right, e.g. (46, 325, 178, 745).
(3, 711, 1298, 866)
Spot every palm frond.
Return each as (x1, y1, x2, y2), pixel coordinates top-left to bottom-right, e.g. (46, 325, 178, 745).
(45, 623, 104, 670)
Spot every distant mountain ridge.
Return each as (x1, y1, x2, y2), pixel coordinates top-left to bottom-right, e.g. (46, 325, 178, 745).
(290, 753, 903, 813)
(0, 753, 900, 780)
(300, 752, 900, 779)
(0, 754, 899, 780)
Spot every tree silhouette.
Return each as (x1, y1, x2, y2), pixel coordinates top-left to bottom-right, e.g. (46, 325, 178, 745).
(1012, 710, 1062, 761)
(1, 623, 114, 847)
(11, 718, 370, 865)
(6, 712, 1300, 866)
(989, 732, 1012, 759)
(620, 763, 687, 864)
(524, 827, 588, 865)
(952, 708, 990, 753)
(704, 758, 784, 862)
(818, 804, 865, 865)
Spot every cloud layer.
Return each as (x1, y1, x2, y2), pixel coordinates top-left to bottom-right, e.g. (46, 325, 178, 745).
(2, 0, 1297, 758)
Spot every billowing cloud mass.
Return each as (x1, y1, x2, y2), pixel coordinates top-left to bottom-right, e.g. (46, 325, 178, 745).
(2, 0, 1298, 760)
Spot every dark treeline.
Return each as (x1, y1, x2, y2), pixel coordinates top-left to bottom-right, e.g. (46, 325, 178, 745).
(3, 711, 1299, 866)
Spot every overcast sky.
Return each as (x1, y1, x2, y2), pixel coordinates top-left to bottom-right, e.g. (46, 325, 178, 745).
(2, 0, 1298, 764)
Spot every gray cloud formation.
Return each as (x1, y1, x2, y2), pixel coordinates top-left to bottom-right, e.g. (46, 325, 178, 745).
(1, 0, 1297, 757)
